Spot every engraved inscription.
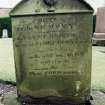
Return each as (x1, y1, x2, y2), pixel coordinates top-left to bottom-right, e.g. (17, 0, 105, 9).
(13, 15, 91, 77)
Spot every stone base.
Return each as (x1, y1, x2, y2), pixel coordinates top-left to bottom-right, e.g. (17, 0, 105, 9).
(2, 91, 105, 105)
(92, 33, 105, 46)
(92, 38, 105, 46)
(18, 95, 91, 105)
(94, 33, 105, 39)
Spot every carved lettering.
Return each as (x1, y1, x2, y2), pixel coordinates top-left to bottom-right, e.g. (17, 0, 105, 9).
(13, 15, 90, 77)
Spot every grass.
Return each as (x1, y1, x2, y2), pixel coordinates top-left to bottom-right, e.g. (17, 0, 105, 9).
(92, 46, 105, 91)
(0, 38, 105, 90)
(0, 38, 16, 82)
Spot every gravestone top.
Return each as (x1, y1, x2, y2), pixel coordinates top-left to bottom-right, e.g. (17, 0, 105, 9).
(10, 0, 93, 16)
(43, 0, 58, 6)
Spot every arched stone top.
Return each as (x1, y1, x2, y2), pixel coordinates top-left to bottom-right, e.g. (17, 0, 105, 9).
(10, 0, 94, 16)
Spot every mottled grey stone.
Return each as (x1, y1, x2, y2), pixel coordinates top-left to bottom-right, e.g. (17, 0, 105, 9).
(10, 0, 93, 104)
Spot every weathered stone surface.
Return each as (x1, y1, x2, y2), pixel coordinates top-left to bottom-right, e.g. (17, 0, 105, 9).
(10, 0, 93, 104)
(12, 15, 93, 104)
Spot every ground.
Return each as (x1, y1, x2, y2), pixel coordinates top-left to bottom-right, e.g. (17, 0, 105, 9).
(0, 39, 15, 82)
(92, 46, 105, 91)
(0, 83, 105, 105)
(0, 38, 105, 104)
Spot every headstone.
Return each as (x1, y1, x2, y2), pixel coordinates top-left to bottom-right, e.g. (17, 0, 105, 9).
(10, 0, 93, 104)
(93, 7, 105, 44)
(2, 29, 8, 38)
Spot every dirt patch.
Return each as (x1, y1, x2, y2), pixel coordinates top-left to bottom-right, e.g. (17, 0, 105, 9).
(0, 83, 105, 105)
(0, 83, 16, 104)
